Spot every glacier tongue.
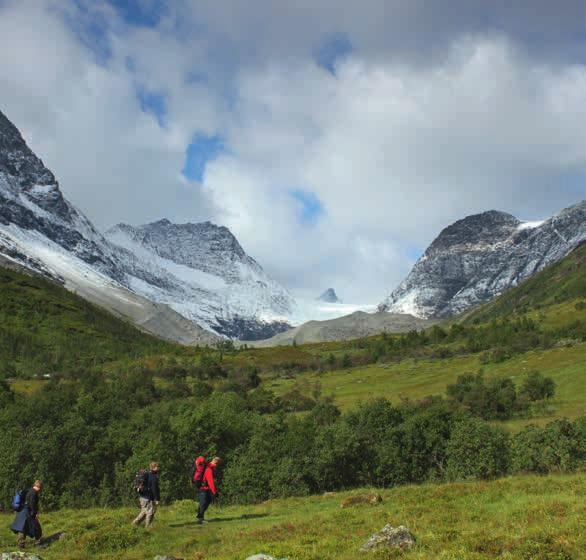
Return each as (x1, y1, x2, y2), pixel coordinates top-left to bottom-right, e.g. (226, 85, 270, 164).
(380, 203, 586, 319)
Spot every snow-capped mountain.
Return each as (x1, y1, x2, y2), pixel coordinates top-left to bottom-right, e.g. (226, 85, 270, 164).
(0, 108, 293, 341)
(106, 220, 295, 339)
(317, 288, 341, 303)
(380, 202, 586, 318)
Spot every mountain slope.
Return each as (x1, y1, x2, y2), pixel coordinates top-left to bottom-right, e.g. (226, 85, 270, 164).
(462, 241, 586, 323)
(106, 220, 295, 339)
(251, 311, 435, 346)
(0, 261, 177, 377)
(0, 108, 292, 341)
(380, 201, 586, 318)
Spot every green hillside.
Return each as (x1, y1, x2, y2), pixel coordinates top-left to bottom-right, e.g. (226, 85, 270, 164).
(0, 243, 583, 560)
(463, 242, 585, 324)
(0, 473, 584, 559)
(0, 265, 177, 378)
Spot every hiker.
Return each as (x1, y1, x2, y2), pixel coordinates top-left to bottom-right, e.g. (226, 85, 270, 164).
(132, 462, 160, 528)
(11, 480, 43, 549)
(197, 456, 221, 524)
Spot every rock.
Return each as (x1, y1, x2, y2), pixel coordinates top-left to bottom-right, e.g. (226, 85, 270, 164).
(154, 556, 184, 560)
(1, 552, 44, 560)
(340, 493, 383, 508)
(360, 524, 415, 552)
(245, 555, 288, 560)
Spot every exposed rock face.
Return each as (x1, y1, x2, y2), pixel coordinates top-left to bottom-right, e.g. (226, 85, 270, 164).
(380, 203, 586, 318)
(317, 288, 341, 303)
(0, 109, 293, 341)
(360, 524, 415, 552)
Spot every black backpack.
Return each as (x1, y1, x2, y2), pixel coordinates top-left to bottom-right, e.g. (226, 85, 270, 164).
(133, 469, 148, 493)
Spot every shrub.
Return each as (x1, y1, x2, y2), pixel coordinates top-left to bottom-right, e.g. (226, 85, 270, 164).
(278, 388, 315, 412)
(447, 373, 519, 420)
(308, 401, 341, 426)
(312, 422, 362, 491)
(376, 405, 457, 486)
(269, 457, 311, 498)
(246, 386, 278, 414)
(519, 371, 556, 401)
(511, 419, 581, 474)
(446, 417, 510, 480)
(573, 416, 586, 463)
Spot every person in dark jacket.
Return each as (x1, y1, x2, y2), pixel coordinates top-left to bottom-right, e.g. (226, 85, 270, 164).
(132, 462, 160, 528)
(11, 480, 43, 549)
(197, 457, 220, 524)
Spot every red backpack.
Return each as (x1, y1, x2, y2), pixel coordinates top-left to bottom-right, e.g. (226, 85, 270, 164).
(191, 456, 207, 488)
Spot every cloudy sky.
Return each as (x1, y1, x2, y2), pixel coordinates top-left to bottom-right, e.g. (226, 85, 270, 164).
(1, 0, 585, 302)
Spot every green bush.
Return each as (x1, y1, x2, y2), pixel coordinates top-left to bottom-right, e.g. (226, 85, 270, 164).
(312, 422, 362, 491)
(446, 417, 510, 480)
(573, 416, 586, 463)
(447, 373, 519, 420)
(269, 457, 311, 498)
(511, 419, 581, 474)
(519, 371, 556, 401)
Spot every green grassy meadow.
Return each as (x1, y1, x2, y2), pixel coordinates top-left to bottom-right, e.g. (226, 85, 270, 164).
(1, 473, 584, 559)
(267, 342, 586, 430)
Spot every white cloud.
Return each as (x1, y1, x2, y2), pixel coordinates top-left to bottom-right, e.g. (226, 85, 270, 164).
(1, 0, 585, 304)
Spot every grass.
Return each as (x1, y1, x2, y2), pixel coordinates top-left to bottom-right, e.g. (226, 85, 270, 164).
(0, 265, 180, 377)
(268, 342, 586, 431)
(0, 473, 584, 559)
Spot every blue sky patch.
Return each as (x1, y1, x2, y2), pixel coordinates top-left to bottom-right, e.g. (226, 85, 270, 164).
(290, 189, 325, 224)
(106, 0, 165, 27)
(182, 134, 224, 182)
(405, 244, 423, 261)
(59, 1, 112, 64)
(136, 86, 167, 126)
(314, 32, 353, 75)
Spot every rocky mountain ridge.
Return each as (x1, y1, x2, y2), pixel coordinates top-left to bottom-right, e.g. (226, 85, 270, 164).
(380, 202, 586, 318)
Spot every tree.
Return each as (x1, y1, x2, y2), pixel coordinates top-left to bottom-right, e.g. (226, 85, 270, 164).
(519, 371, 556, 402)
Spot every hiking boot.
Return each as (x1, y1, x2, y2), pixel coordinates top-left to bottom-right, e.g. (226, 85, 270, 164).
(197, 518, 207, 525)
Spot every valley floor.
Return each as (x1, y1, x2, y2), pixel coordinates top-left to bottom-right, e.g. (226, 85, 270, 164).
(268, 342, 586, 432)
(1, 473, 584, 559)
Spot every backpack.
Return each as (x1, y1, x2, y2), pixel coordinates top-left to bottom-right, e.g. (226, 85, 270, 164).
(12, 489, 28, 512)
(133, 469, 148, 493)
(191, 456, 207, 489)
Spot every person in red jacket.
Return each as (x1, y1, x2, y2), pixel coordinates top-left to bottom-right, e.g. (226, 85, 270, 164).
(197, 456, 220, 524)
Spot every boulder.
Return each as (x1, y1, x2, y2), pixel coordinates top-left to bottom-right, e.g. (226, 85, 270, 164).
(1, 553, 44, 560)
(360, 524, 415, 552)
(340, 493, 383, 508)
(245, 555, 288, 560)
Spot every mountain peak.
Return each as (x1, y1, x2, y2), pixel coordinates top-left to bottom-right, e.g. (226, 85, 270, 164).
(381, 201, 585, 318)
(427, 210, 520, 255)
(317, 288, 341, 303)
